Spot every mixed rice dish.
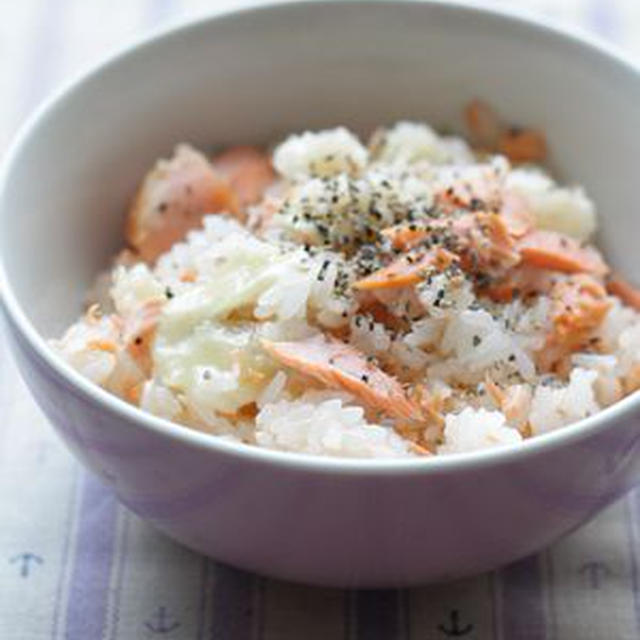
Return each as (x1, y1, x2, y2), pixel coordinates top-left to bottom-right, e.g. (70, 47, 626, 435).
(53, 102, 640, 458)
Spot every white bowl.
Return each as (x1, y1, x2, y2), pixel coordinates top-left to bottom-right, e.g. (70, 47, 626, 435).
(1, 0, 640, 587)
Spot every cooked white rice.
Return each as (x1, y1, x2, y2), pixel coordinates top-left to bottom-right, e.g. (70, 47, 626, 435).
(53, 119, 640, 459)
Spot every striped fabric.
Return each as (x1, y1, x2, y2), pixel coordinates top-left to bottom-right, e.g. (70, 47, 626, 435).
(1, 1, 639, 638)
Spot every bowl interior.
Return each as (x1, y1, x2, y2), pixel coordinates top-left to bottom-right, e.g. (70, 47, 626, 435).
(2, 0, 639, 338)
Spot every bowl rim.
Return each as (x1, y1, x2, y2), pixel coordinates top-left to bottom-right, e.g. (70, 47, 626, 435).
(1, 0, 639, 475)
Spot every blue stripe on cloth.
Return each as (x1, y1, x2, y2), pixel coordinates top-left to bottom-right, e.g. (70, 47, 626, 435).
(106, 509, 131, 640)
(354, 590, 401, 640)
(210, 564, 255, 640)
(626, 490, 640, 638)
(498, 555, 548, 640)
(18, 0, 68, 117)
(587, 0, 620, 40)
(145, 0, 180, 26)
(63, 472, 119, 640)
(49, 465, 80, 640)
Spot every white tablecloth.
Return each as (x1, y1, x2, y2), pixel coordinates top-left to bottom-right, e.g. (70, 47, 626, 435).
(2, 1, 640, 638)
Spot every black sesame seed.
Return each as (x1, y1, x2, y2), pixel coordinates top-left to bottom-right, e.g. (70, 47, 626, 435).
(317, 259, 331, 281)
(469, 197, 483, 211)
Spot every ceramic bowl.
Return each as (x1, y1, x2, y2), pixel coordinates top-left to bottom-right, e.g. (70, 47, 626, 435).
(1, 1, 639, 587)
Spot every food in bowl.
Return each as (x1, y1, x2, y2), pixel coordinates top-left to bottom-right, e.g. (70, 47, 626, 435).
(52, 102, 640, 459)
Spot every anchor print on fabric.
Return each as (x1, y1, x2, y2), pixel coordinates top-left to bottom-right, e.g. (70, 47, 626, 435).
(144, 606, 181, 634)
(9, 553, 43, 578)
(579, 561, 612, 589)
(437, 609, 474, 636)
